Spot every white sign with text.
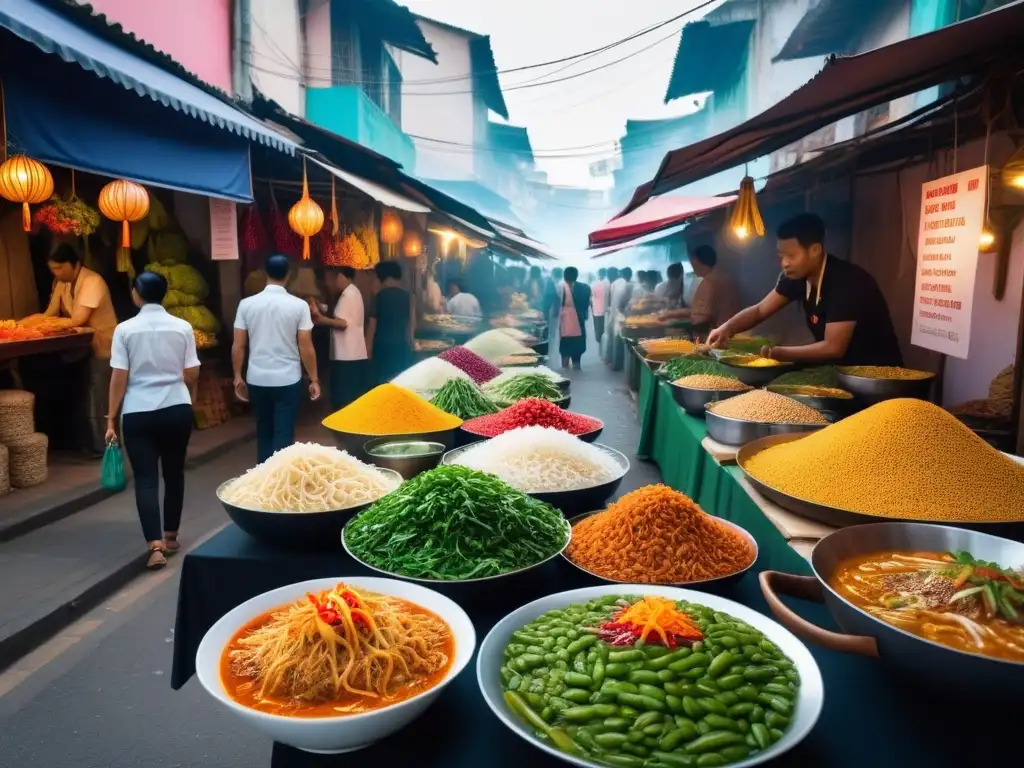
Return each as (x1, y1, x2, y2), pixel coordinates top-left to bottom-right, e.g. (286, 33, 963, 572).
(209, 198, 239, 261)
(910, 165, 987, 359)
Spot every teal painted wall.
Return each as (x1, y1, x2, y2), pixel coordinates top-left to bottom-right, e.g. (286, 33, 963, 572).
(306, 86, 416, 171)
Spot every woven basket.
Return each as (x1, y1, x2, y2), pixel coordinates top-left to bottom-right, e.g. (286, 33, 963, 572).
(6, 432, 47, 488)
(0, 443, 9, 496)
(0, 390, 35, 442)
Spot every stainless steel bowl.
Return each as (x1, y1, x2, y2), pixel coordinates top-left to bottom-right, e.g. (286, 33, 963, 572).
(325, 426, 457, 459)
(704, 407, 826, 447)
(718, 356, 794, 387)
(836, 370, 934, 404)
(477, 585, 824, 768)
(767, 384, 855, 417)
(670, 382, 747, 416)
(341, 514, 571, 584)
(216, 469, 403, 549)
(363, 438, 445, 479)
(561, 511, 758, 588)
(441, 442, 629, 517)
(760, 522, 1024, 696)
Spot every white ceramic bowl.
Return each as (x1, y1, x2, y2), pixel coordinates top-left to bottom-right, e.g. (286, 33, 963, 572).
(477, 585, 824, 768)
(196, 577, 476, 754)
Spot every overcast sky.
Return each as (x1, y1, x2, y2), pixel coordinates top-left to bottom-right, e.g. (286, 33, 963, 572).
(400, 0, 723, 188)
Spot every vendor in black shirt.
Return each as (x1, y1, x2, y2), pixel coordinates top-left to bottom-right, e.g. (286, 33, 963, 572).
(707, 213, 902, 366)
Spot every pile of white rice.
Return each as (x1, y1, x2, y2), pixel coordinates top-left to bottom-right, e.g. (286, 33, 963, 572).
(451, 426, 620, 492)
(464, 329, 534, 362)
(489, 366, 565, 389)
(497, 328, 534, 341)
(392, 358, 472, 391)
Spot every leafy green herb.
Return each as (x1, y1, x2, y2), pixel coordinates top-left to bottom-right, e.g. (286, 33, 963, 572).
(429, 378, 499, 420)
(657, 356, 733, 381)
(484, 373, 562, 403)
(725, 336, 774, 355)
(771, 366, 839, 388)
(944, 550, 1024, 624)
(344, 465, 569, 580)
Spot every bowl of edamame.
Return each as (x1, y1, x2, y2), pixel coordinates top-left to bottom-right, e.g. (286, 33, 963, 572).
(477, 586, 823, 768)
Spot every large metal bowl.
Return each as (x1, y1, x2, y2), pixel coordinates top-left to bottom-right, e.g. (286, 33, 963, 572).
(718, 355, 794, 387)
(836, 370, 934, 404)
(325, 426, 457, 459)
(705, 407, 826, 447)
(216, 469, 403, 549)
(441, 442, 629, 517)
(561, 511, 758, 589)
(737, 433, 1024, 530)
(669, 381, 748, 416)
(477, 585, 824, 768)
(767, 384, 854, 420)
(493, 394, 572, 411)
(341, 514, 571, 585)
(760, 522, 1024, 696)
(362, 437, 445, 479)
(459, 418, 604, 445)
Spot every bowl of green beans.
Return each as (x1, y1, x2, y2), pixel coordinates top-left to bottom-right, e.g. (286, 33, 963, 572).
(477, 586, 823, 768)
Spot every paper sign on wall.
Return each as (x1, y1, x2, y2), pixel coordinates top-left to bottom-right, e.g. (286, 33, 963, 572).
(910, 165, 987, 359)
(209, 198, 239, 261)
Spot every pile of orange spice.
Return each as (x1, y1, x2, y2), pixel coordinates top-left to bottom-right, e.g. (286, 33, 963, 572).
(567, 485, 755, 583)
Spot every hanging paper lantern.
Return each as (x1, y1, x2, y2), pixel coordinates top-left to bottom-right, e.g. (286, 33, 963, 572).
(0, 155, 54, 231)
(726, 176, 765, 240)
(98, 179, 150, 249)
(288, 164, 324, 260)
(402, 229, 423, 258)
(380, 209, 404, 245)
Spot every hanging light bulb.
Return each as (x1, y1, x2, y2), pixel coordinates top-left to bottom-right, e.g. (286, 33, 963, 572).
(726, 176, 764, 241)
(1000, 159, 1024, 190)
(979, 220, 997, 252)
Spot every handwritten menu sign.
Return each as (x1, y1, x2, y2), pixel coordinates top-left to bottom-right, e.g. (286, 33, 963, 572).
(209, 198, 239, 261)
(910, 166, 987, 359)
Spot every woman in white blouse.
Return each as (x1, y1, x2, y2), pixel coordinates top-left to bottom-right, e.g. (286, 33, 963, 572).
(105, 272, 201, 570)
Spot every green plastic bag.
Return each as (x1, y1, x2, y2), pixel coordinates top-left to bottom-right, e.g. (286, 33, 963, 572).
(101, 440, 126, 492)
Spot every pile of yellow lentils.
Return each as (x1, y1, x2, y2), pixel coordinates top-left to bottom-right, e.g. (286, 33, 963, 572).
(675, 374, 750, 392)
(743, 398, 1024, 522)
(708, 390, 828, 425)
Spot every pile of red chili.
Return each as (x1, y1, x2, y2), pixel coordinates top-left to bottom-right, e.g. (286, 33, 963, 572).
(462, 397, 602, 437)
(439, 346, 501, 384)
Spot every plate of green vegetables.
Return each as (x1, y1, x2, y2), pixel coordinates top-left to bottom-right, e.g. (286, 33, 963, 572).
(477, 586, 823, 768)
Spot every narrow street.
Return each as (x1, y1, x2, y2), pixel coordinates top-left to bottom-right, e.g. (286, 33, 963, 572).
(0, 349, 659, 768)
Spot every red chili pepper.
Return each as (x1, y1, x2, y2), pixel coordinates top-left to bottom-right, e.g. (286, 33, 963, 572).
(341, 591, 359, 609)
(320, 609, 340, 625)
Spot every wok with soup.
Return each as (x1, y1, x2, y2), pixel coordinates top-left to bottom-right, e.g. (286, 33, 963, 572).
(760, 522, 1024, 698)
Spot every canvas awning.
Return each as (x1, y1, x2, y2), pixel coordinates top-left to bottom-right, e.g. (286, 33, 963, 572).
(491, 224, 556, 261)
(306, 156, 430, 213)
(773, 0, 895, 62)
(632, 0, 1024, 207)
(589, 195, 735, 249)
(665, 20, 755, 103)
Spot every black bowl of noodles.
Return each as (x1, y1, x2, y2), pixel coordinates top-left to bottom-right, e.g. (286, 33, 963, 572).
(216, 468, 403, 549)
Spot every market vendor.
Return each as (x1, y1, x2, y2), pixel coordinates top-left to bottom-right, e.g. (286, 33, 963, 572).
(41, 245, 118, 454)
(659, 246, 741, 337)
(707, 213, 902, 366)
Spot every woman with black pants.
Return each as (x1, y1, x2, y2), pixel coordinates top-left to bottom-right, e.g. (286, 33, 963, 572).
(105, 272, 200, 570)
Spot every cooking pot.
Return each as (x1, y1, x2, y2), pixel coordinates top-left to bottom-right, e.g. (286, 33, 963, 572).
(759, 521, 1024, 697)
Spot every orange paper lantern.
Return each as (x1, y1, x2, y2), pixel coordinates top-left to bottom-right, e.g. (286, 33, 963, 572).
(98, 179, 150, 248)
(380, 209, 404, 245)
(288, 165, 324, 260)
(0, 155, 54, 231)
(402, 230, 423, 258)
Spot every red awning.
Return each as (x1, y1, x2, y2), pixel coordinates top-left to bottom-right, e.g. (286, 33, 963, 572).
(588, 195, 735, 249)
(628, 0, 1024, 209)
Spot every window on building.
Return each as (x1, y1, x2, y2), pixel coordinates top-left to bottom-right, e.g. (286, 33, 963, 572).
(382, 50, 402, 126)
(330, 13, 360, 87)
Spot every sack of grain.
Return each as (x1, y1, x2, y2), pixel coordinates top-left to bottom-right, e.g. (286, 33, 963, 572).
(0, 390, 34, 442)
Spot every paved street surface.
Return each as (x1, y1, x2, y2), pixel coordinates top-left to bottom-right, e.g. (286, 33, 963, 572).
(0, 346, 658, 768)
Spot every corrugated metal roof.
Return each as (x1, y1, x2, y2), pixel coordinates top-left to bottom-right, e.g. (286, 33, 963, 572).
(773, 0, 897, 62)
(664, 20, 755, 103)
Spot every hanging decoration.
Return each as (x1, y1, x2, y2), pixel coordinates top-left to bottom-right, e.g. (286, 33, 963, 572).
(98, 179, 150, 276)
(287, 159, 324, 260)
(330, 175, 340, 237)
(239, 204, 269, 254)
(0, 155, 54, 231)
(402, 229, 423, 258)
(356, 210, 380, 266)
(380, 208, 404, 258)
(269, 185, 301, 256)
(726, 175, 765, 240)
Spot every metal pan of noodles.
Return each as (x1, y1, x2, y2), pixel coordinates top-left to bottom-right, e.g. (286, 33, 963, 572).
(736, 434, 1024, 530)
(441, 442, 629, 517)
(560, 510, 758, 589)
(341, 514, 571, 585)
(216, 470, 403, 549)
(760, 522, 1024, 697)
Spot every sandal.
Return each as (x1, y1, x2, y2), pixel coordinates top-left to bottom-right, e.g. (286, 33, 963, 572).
(147, 544, 167, 570)
(163, 533, 181, 555)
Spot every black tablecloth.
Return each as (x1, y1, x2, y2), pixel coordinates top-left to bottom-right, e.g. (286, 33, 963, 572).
(173, 524, 1000, 767)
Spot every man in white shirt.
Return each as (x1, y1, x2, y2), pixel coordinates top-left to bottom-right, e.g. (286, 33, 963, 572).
(591, 267, 609, 344)
(232, 254, 320, 462)
(311, 266, 369, 410)
(445, 279, 483, 317)
(607, 266, 633, 370)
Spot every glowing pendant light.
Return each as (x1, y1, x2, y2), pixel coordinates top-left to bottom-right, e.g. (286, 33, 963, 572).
(99, 179, 150, 276)
(727, 176, 765, 240)
(402, 229, 423, 258)
(0, 155, 54, 231)
(288, 160, 324, 260)
(380, 209, 404, 258)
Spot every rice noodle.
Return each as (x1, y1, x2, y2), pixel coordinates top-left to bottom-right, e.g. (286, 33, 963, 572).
(392, 358, 472, 391)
